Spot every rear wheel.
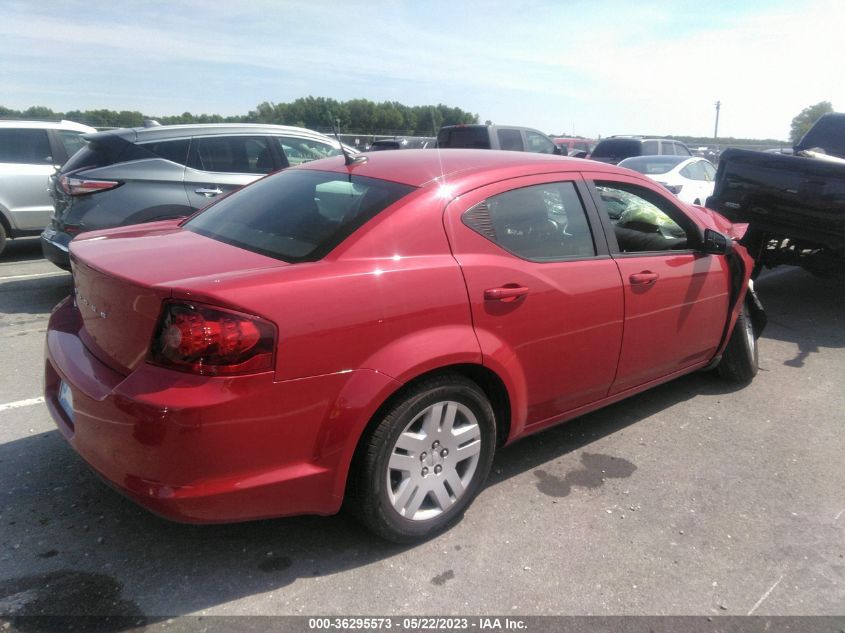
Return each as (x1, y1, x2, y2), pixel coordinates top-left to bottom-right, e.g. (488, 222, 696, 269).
(0, 223, 7, 257)
(718, 303, 759, 383)
(351, 375, 496, 542)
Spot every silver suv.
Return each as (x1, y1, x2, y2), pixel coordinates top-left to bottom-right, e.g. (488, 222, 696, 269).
(0, 120, 96, 256)
(42, 123, 352, 269)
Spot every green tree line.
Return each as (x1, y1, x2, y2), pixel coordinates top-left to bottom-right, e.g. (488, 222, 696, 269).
(0, 97, 479, 135)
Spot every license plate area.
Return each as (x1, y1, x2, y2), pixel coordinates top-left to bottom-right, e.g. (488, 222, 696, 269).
(58, 380, 74, 423)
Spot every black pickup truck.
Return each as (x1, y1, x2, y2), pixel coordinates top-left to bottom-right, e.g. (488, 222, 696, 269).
(706, 113, 845, 276)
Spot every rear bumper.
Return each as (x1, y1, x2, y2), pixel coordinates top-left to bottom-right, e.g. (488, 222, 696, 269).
(41, 227, 72, 270)
(44, 297, 399, 523)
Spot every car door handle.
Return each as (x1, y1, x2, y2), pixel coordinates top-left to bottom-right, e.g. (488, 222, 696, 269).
(195, 187, 223, 197)
(630, 272, 659, 285)
(484, 285, 529, 302)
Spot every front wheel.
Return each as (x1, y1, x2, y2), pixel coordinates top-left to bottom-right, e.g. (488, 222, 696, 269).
(717, 303, 759, 383)
(350, 375, 496, 542)
(0, 223, 7, 257)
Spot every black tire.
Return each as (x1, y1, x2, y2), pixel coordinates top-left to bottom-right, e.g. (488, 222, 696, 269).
(0, 223, 7, 258)
(717, 303, 759, 383)
(350, 374, 496, 542)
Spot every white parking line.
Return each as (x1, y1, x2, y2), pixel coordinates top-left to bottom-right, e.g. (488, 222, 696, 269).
(0, 271, 69, 282)
(0, 397, 45, 412)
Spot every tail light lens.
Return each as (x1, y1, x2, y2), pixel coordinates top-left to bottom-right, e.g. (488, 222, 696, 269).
(59, 175, 120, 196)
(150, 301, 276, 376)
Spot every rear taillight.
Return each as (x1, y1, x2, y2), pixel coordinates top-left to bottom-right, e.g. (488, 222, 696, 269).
(149, 301, 276, 376)
(59, 175, 120, 196)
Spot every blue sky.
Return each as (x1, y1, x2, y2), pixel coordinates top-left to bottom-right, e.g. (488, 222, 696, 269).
(1, 0, 842, 140)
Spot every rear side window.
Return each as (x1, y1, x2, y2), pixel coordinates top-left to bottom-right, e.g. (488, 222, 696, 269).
(139, 139, 190, 165)
(0, 129, 53, 164)
(192, 136, 274, 174)
(497, 128, 524, 151)
(642, 140, 659, 155)
(680, 161, 707, 180)
(463, 182, 595, 261)
(186, 170, 415, 262)
(437, 127, 489, 149)
(658, 141, 675, 155)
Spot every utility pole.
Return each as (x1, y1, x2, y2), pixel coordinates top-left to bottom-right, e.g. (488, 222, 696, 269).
(714, 100, 721, 140)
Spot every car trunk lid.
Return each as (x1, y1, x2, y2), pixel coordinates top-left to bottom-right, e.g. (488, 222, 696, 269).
(70, 220, 288, 374)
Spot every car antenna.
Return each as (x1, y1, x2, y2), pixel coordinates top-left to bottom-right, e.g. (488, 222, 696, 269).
(330, 115, 367, 167)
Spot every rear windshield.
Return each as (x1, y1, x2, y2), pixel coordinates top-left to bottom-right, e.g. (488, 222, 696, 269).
(185, 169, 415, 262)
(437, 127, 490, 149)
(61, 133, 165, 173)
(618, 155, 685, 174)
(591, 139, 641, 159)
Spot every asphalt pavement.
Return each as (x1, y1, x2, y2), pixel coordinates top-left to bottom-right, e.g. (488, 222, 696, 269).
(0, 237, 842, 620)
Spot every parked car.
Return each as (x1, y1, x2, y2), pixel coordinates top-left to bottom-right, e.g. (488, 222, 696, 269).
(552, 137, 596, 157)
(0, 120, 96, 256)
(618, 155, 717, 205)
(367, 137, 436, 151)
(591, 136, 692, 165)
(45, 149, 763, 542)
(41, 123, 352, 269)
(437, 124, 564, 155)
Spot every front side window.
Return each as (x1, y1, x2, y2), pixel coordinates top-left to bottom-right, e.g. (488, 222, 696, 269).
(524, 131, 556, 154)
(139, 139, 191, 166)
(463, 181, 595, 261)
(186, 170, 414, 262)
(0, 129, 53, 164)
(277, 136, 341, 167)
(193, 135, 274, 174)
(594, 182, 693, 253)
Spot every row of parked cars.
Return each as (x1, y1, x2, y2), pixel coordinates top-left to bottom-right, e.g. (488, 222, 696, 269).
(0, 119, 719, 260)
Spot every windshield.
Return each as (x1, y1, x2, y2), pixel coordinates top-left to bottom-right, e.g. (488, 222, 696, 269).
(186, 169, 415, 262)
(618, 155, 685, 174)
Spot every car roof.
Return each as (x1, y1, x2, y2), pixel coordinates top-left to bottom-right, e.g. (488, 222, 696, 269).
(0, 119, 96, 133)
(296, 148, 622, 188)
(83, 123, 340, 144)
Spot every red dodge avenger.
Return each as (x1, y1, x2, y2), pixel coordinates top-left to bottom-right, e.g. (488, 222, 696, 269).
(45, 149, 764, 541)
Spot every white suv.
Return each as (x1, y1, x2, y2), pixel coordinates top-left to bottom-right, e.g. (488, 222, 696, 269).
(0, 120, 96, 256)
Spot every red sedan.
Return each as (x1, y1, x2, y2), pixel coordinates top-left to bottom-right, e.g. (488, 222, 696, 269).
(44, 150, 764, 542)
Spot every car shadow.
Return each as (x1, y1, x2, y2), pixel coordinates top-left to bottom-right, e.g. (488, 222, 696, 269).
(0, 275, 72, 316)
(0, 370, 733, 625)
(0, 237, 46, 264)
(753, 266, 845, 368)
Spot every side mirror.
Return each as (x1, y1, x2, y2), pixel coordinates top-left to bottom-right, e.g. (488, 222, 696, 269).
(570, 150, 588, 159)
(553, 145, 566, 156)
(701, 228, 732, 254)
